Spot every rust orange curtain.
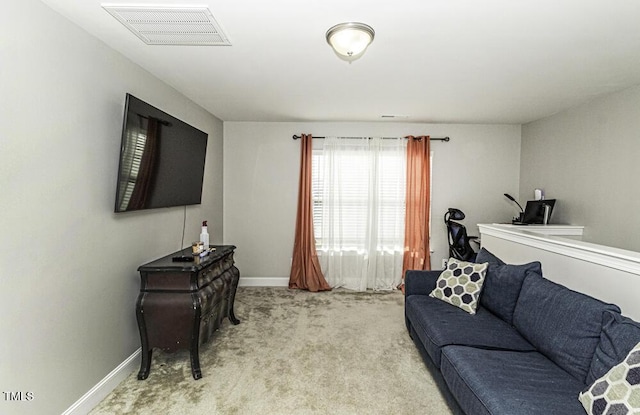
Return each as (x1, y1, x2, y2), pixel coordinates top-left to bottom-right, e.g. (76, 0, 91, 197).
(402, 136, 431, 287)
(289, 134, 331, 292)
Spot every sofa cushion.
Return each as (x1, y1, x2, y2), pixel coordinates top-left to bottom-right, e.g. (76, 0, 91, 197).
(429, 258, 488, 314)
(579, 341, 640, 415)
(476, 248, 542, 325)
(405, 294, 535, 368)
(513, 275, 621, 383)
(441, 346, 587, 415)
(404, 269, 442, 297)
(587, 310, 640, 385)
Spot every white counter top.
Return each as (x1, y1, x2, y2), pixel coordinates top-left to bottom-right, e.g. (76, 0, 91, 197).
(479, 224, 640, 274)
(486, 223, 585, 236)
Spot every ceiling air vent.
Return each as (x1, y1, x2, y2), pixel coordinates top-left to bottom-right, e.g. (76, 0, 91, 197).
(102, 5, 231, 46)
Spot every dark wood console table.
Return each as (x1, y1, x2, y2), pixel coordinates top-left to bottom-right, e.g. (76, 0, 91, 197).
(135, 245, 240, 380)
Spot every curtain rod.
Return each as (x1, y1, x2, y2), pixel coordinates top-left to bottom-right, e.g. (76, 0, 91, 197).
(292, 134, 450, 142)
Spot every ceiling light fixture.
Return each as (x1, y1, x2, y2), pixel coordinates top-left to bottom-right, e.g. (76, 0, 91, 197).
(326, 22, 375, 60)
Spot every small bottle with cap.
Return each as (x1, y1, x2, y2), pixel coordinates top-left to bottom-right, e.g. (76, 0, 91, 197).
(200, 221, 210, 253)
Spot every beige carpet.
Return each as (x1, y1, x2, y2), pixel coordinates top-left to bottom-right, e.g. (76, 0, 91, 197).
(90, 287, 453, 415)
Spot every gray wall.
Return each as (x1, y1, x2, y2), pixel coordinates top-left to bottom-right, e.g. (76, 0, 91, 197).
(0, 1, 223, 414)
(224, 122, 521, 283)
(521, 85, 640, 251)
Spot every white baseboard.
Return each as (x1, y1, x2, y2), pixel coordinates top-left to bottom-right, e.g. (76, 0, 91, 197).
(62, 348, 140, 415)
(238, 277, 289, 287)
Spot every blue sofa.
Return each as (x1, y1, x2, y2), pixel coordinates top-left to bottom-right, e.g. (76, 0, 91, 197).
(404, 249, 640, 415)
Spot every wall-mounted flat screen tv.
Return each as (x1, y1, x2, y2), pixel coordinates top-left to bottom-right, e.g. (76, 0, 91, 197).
(114, 94, 208, 213)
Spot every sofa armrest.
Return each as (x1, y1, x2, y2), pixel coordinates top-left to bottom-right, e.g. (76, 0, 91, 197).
(404, 270, 442, 297)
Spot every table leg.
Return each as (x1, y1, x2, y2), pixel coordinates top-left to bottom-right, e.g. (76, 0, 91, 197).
(228, 266, 241, 325)
(137, 348, 152, 380)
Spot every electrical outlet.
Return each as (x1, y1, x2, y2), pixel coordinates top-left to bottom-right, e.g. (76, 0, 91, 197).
(441, 258, 448, 269)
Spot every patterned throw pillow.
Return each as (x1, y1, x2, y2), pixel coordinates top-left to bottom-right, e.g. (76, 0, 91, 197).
(429, 258, 488, 314)
(579, 341, 640, 414)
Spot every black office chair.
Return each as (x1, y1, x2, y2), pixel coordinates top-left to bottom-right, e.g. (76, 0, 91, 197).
(444, 208, 478, 262)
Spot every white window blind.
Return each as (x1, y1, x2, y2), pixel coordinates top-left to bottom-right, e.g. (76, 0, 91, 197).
(312, 139, 406, 251)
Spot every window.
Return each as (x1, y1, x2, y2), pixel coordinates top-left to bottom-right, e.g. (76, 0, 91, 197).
(311, 137, 406, 290)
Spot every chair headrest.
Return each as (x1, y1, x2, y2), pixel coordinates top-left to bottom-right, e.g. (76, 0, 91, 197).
(447, 208, 465, 221)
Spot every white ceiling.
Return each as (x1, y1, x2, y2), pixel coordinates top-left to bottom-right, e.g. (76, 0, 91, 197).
(40, 0, 640, 124)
